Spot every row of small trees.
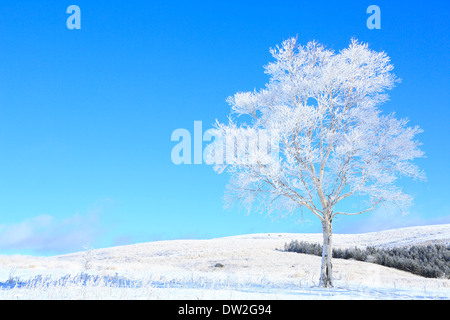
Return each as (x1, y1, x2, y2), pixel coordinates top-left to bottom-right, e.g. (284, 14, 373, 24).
(284, 240, 450, 279)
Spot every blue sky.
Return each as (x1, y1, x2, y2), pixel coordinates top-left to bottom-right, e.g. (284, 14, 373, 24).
(0, 0, 448, 255)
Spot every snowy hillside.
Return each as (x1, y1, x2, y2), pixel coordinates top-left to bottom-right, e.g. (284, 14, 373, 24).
(0, 224, 449, 299)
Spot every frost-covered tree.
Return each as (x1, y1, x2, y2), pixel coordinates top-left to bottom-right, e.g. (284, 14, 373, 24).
(207, 37, 425, 287)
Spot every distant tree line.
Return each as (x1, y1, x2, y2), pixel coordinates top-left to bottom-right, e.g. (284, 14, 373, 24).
(284, 241, 450, 279)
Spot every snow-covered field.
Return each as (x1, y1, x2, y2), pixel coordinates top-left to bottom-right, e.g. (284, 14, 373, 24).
(0, 224, 449, 300)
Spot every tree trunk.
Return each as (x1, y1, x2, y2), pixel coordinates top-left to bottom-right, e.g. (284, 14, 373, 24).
(319, 218, 333, 287)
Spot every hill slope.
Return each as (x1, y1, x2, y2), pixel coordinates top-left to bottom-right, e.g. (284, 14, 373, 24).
(0, 224, 449, 299)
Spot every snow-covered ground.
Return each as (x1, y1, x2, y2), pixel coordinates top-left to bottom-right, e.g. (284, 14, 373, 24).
(0, 224, 449, 300)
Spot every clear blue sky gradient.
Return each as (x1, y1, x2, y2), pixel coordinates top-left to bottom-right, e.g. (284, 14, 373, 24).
(0, 0, 448, 255)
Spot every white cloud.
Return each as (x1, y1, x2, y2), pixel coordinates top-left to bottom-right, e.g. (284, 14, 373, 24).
(0, 212, 103, 255)
(336, 204, 450, 234)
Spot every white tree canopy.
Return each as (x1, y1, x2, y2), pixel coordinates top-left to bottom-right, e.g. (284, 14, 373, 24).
(208, 37, 425, 223)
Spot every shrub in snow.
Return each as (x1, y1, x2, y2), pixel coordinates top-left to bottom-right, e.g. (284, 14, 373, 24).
(285, 241, 449, 279)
